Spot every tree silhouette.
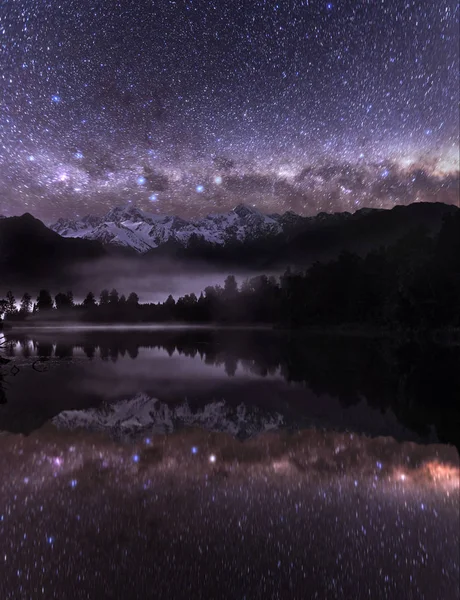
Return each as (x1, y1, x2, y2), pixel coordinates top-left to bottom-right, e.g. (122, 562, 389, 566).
(0, 299, 8, 319)
(55, 292, 73, 310)
(66, 291, 74, 307)
(109, 288, 119, 304)
(99, 289, 109, 305)
(224, 275, 238, 298)
(83, 291, 97, 307)
(36, 289, 54, 311)
(127, 292, 139, 305)
(165, 295, 175, 307)
(20, 292, 32, 315)
(5, 291, 16, 316)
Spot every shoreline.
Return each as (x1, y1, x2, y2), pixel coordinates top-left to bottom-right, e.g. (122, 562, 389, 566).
(2, 320, 459, 343)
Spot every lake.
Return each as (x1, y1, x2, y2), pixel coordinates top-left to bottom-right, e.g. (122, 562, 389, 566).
(0, 327, 458, 599)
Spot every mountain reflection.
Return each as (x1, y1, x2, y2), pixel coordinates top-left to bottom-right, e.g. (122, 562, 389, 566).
(1, 329, 459, 449)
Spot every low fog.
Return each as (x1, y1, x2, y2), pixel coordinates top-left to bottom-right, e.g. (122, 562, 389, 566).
(3, 255, 281, 305)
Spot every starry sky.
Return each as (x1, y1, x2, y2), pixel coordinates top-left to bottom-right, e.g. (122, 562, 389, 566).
(1, 0, 458, 221)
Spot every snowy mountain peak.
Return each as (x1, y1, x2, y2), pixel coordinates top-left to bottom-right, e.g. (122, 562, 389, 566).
(48, 202, 368, 255)
(232, 203, 260, 218)
(106, 204, 150, 222)
(49, 203, 285, 253)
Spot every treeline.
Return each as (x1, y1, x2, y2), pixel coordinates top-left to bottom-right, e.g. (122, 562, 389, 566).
(1, 211, 459, 330)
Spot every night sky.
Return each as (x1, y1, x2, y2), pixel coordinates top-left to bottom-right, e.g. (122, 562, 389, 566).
(1, 0, 458, 221)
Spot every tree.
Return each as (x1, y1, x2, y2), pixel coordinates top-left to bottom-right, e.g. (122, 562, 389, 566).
(20, 292, 32, 315)
(165, 294, 175, 308)
(66, 291, 74, 307)
(83, 291, 97, 308)
(127, 292, 139, 305)
(119, 294, 126, 304)
(55, 292, 73, 310)
(204, 285, 218, 298)
(99, 289, 109, 305)
(109, 288, 119, 304)
(36, 290, 54, 311)
(240, 278, 252, 294)
(5, 291, 16, 315)
(0, 299, 8, 319)
(224, 275, 238, 298)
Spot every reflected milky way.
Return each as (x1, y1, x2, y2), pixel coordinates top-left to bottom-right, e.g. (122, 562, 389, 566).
(0, 329, 459, 598)
(0, 427, 458, 599)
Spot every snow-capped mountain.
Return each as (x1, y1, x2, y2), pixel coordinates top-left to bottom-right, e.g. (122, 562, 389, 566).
(52, 394, 284, 440)
(49, 204, 294, 254)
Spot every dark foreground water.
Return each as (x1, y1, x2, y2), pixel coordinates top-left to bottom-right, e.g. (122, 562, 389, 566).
(0, 327, 458, 599)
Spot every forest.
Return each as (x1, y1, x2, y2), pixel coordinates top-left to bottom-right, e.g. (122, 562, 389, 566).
(1, 211, 459, 331)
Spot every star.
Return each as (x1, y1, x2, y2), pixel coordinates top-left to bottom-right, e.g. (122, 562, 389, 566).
(0, 0, 456, 220)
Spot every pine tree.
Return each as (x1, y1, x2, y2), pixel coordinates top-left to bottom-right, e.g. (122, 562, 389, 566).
(109, 288, 119, 304)
(83, 292, 97, 307)
(20, 292, 32, 315)
(224, 275, 238, 298)
(0, 299, 8, 319)
(36, 290, 54, 311)
(127, 292, 139, 305)
(5, 291, 16, 315)
(55, 292, 73, 310)
(165, 294, 175, 307)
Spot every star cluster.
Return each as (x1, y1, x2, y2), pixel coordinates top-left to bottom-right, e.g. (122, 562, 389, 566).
(0, 0, 458, 220)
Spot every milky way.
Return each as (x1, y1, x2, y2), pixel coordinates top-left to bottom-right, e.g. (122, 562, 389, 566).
(0, 1, 458, 221)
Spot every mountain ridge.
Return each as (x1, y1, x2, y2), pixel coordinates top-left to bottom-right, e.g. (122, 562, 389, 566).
(0, 212, 107, 284)
(49, 201, 457, 258)
(49, 202, 288, 253)
(0, 202, 457, 281)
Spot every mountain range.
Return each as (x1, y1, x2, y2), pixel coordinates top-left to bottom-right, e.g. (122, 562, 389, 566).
(0, 201, 458, 283)
(50, 203, 288, 253)
(48, 202, 459, 266)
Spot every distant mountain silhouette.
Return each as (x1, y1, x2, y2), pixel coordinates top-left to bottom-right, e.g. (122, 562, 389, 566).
(272, 202, 459, 267)
(48, 202, 459, 266)
(142, 202, 459, 268)
(0, 203, 458, 282)
(0, 213, 107, 284)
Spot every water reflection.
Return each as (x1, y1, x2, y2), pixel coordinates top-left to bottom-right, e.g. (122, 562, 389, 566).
(0, 426, 458, 599)
(0, 329, 459, 449)
(0, 329, 459, 599)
